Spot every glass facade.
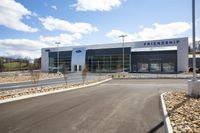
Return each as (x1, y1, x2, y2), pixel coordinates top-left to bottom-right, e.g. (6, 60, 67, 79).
(137, 63, 149, 72)
(49, 51, 72, 72)
(48, 48, 178, 73)
(86, 48, 131, 72)
(131, 51, 177, 73)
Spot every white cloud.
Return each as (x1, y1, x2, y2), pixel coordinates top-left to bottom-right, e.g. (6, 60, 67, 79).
(0, 14, 99, 58)
(0, 32, 84, 58)
(0, 39, 48, 59)
(39, 16, 98, 47)
(40, 16, 98, 34)
(0, 0, 38, 32)
(0, 21, 192, 59)
(32, 12, 38, 17)
(106, 30, 137, 42)
(139, 25, 144, 29)
(106, 22, 191, 42)
(137, 22, 191, 40)
(72, 0, 122, 11)
(40, 33, 82, 45)
(51, 5, 57, 10)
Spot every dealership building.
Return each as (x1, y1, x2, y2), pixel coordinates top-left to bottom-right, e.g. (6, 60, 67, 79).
(41, 37, 188, 73)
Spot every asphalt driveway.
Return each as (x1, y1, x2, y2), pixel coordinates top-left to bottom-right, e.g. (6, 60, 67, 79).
(0, 79, 187, 133)
(0, 73, 105, 91)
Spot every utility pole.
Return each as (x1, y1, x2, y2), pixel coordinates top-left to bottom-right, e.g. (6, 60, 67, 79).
(119, 35, 127, 72)
(55, 41, 61, 73)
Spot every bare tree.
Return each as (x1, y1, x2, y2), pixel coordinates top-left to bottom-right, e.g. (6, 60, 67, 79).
(116, 64, 121, 78)
(62, 64, 68, 87)
(29, 63, 40, 85)
(0, 58, 4, 72)
(82, 66, 88, 84)
(97, 60, 101, 80)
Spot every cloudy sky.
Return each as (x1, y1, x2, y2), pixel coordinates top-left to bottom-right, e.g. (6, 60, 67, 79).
(0, 0, 200, 59)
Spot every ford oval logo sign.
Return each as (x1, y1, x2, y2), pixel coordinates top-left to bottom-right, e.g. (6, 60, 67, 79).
(45, 49, 50, 52)
(75, 50, 82, 53)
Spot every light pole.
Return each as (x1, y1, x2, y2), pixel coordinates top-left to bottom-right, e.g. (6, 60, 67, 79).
(188, 0, 200, 98)
(192, 0, 196, 81)
(119, 35, 127, 72)
(55, 41, 61, 73)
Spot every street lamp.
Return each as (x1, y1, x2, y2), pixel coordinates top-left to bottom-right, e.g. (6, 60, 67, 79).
(188, 0, 200, 98)
(119, 35, 127, 72)
(55, 41, 61, 73)
(192, 0, 196, 81)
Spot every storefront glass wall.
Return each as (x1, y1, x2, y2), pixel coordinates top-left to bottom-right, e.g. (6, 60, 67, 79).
(86, 48, 131, 72)
(131, 51, 177, 73)
(49, 51, 72, 72)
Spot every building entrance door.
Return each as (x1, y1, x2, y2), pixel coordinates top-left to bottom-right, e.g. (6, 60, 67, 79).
(74, 65, 82, 72)
(74, 65, 77, 72)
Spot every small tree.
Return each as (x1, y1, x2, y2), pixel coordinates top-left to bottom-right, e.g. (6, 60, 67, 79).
(97, 60, 101, 80)
(62, 64, 68, 87)
(82, 66, 88, 84)
(116, 63, 121, 72)
(29, 63, 40, 85)
(34, 57, 41, 70)
(0, 58, 4, 72)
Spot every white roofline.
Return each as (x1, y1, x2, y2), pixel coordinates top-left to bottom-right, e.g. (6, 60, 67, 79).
(42, 37, 188, 52)
(131, 46, 177, 52)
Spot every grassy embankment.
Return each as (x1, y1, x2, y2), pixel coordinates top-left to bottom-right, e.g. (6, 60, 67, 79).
(3, 62, 28, 71)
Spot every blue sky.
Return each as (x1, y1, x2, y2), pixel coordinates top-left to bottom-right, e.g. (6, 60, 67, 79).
(0, 0, 199, 58)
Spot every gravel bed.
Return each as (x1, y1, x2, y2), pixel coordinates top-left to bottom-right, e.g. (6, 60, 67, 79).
(111, 73, 200, 79)
(164, 91, 200, 133)
(0, 77, 108, 100)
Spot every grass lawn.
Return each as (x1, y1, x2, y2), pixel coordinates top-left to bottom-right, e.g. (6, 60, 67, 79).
(3, 62, 28, 71)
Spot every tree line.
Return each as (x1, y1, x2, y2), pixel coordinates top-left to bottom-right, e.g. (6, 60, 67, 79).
(0, 57, 41, 72)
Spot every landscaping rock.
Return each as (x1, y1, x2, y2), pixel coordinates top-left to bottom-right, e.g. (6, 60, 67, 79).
(164, 91, 200, 133)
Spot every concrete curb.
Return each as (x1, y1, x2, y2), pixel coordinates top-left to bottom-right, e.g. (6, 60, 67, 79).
(0, 78, 112, 104)
(113, 77, 192, 79)
(160, 92, 173, 133)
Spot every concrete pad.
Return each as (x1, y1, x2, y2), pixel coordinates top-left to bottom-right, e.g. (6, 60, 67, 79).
(188, 80, 200, 97)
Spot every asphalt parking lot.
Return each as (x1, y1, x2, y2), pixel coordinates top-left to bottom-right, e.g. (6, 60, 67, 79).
(0, 79, 187, 133)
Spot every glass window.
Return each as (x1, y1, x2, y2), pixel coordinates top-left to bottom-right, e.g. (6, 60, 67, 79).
(150, 63, 161, 72)
(49, 51, 72, 72)
(138, 63, 149, 72)
(131, 51, 177, 73)
(162, 63, 175, 73)
(79, 65, 82, 71)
